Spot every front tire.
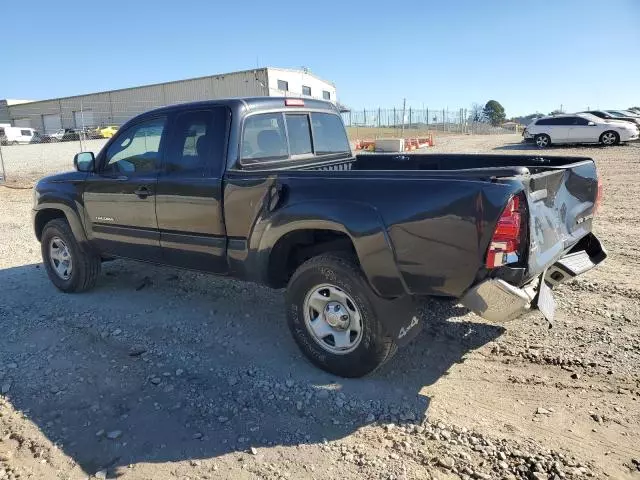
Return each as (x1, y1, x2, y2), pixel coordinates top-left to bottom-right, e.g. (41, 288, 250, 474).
(286, 254, 396, 378)
(600, 130, 619, 146)
(41, 218, 101, 293)
(534, 134, 551, 148)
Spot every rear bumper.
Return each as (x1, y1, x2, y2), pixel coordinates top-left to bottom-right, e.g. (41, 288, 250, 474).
(461, 233, 606, 323)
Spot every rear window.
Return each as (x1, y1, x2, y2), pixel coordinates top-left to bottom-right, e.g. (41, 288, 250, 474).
(240, 111, 349, 164)
(241, 113, 288, 161)
(285, 114, 312, 156)
(311, 113, 350, 154)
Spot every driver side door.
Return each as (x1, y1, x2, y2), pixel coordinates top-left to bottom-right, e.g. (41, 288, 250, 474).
(83, 115, 167, 262)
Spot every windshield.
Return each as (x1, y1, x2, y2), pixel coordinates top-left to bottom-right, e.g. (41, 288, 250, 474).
(606, 110, 630, 117)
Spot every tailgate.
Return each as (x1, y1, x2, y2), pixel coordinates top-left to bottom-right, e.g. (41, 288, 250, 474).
(524, 160, 600, 278)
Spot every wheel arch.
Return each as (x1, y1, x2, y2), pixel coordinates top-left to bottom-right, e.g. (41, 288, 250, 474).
(251, 201, 408, 298)
(34, 202, 88, 245)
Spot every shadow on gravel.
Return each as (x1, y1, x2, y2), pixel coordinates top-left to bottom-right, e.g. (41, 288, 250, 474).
(0, 261, 504, 477)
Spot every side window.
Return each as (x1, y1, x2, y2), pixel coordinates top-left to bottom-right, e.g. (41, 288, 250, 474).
(21, 129, 31, 136)
(104, 117, 166, 175)
(311, 113, 350, 154)
(164, 108, 228, 177)
(285, 114, 312, 156)
(241, 113, 288, 162)
(574, 117, 589, 126)
(535, 119, 550, 126)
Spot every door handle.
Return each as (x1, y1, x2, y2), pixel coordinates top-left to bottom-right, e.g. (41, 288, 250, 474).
(134, 186, 152, 199)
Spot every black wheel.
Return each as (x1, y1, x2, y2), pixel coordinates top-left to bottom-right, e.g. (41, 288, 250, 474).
(286, 254, 396, 378)
(534, 134, 551, 148)
(41, 218, 101, 293)
(600, 130, 619, 146)
(11, 140, 18, 146)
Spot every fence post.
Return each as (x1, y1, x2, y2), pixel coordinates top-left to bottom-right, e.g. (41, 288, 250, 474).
(364, 109, 367, 126)
(378, 108, 381, 128)
(409, 107, 412, 129)
(0, 145, 6, 182)
(426, 108, 429, 128)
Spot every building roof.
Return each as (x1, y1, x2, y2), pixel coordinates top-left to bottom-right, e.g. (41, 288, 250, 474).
(3, 67, 335, 107)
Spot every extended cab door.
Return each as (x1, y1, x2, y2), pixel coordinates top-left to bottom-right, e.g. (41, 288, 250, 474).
(83, 116, 167, 261)
(155, 107, 229, 272)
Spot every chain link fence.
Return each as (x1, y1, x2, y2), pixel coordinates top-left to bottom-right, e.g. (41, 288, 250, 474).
(342, 107, 519, 142)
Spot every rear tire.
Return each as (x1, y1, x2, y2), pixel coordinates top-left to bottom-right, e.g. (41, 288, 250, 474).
(11, 141, 18, 146)
(534, 134, 551, 148)
(286, 254, 396, 378)
(41, 218, 101, 293)
(600, 130, 619, 146)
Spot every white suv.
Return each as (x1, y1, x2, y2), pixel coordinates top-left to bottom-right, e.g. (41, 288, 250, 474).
(523, 113, 639, 148)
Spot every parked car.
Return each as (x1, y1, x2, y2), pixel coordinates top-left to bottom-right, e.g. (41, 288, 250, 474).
(580, 110, 640, 127)
(523, 113, 639, 148)
(49, 129, 81, 142)
(97, 125, 119, 138)
(32, 97, 606, 377)
(2, 126, 37, 145)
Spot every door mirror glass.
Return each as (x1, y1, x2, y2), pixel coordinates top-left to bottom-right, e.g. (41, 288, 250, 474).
(74, 151, 95, 172)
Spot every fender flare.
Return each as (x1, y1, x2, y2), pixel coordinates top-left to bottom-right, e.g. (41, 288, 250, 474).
(249, 200, 408, 298)
(33, 199, 88, 245)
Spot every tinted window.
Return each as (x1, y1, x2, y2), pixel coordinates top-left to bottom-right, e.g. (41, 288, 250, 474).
(311, 113, 350, 154)
(20, 129, 31, 136)
(105, 117, 166, 175)
(302, 85, 311, 96)
(573, 117, 589, 126)
(165, 108, 228, 177)
(322, 91, 331, 100)
(277, 80, 289, 91)
(241, 113, 288, 162)
(285, 114, 312, 155)
(589, 111, 607, 119)
(536, 118, 551, 125)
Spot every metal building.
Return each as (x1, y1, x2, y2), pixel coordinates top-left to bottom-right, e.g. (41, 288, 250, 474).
(3, 67, 338, 133)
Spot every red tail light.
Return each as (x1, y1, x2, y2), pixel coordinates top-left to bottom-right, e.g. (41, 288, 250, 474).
(594, 177, 602, 214)
(486, 195, 523, 269)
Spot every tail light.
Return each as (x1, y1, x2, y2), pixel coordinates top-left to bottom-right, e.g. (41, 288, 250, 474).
(594, 177, 603, 215)
(486, 195, 524, 269)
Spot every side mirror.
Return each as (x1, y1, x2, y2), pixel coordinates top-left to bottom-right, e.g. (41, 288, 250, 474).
(74, 151, 95, 172)
(588, 121, 596, 126)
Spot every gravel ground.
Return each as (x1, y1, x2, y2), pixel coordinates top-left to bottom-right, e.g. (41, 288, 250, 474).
(1, 135, 639, 479)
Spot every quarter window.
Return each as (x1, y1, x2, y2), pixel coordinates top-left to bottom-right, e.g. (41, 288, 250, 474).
(104, 117, 166, 175)
(277, 80, 289, 91)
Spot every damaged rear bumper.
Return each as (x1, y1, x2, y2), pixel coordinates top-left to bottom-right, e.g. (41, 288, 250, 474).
(461, 233, 606, 323)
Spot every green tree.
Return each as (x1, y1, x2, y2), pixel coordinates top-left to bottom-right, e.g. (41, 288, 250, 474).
(483, 100, 506, 126)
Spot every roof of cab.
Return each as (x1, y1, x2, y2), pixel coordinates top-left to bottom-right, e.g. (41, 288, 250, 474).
(144, 96, 340, 116)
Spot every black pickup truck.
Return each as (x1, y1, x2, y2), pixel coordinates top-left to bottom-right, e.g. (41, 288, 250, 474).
(32, 97, 606, 377)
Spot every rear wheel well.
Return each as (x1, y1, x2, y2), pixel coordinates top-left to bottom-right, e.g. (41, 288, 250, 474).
(35, 209, 67, 241)
(267, 229, 358, 288)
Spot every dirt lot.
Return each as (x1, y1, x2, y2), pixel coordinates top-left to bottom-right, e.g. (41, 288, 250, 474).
(1, 135, 639, 480)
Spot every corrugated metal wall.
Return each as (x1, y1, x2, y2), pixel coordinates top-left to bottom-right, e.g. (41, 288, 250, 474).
(6, 69, 270, 130)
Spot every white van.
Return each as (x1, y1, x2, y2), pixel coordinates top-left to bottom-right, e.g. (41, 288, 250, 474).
(1, 126, 37, 145)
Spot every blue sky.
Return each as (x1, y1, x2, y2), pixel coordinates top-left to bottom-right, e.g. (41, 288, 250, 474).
(1, 0, 638, 116)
